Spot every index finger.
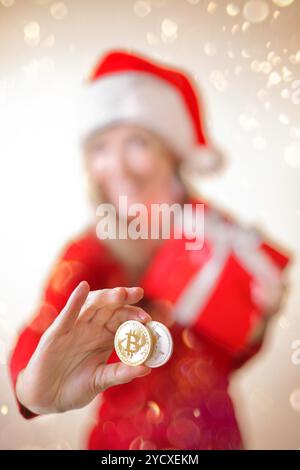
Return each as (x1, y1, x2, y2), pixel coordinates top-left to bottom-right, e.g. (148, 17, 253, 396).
(49, 281, 90, 334)
(78, 286, 144, 322)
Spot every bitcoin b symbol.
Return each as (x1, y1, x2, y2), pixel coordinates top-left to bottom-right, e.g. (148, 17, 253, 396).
(114, 320, 153, 366)
(119, 329, 146, 358)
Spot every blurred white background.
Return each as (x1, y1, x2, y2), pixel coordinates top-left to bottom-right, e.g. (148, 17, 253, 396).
(0, 0, 299, 449)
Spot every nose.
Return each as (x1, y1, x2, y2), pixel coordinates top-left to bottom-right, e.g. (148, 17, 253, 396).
(112, 145, 147, 179)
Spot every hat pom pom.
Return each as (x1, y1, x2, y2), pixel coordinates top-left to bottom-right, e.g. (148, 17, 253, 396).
(180, 145, 224, 176)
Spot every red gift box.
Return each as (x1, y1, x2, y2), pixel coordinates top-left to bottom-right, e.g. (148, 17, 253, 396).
(140, 206, 290, 355)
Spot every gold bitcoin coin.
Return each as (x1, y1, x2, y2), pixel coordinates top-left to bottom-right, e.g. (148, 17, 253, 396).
(114, 320, 153, 366)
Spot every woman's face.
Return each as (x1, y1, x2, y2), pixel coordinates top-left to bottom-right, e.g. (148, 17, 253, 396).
(84, 124, 184, 214)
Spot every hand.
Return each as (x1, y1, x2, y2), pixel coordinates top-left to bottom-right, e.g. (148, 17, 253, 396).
(250, 277, 286, 317)
(16, 282, 152, 415)
(247, 277, 286, 345)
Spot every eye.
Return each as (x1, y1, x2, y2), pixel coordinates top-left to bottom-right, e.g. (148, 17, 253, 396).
(89, 139, 109, 158)
(93, 140, 106, 151)
(127, 135, 149, 149)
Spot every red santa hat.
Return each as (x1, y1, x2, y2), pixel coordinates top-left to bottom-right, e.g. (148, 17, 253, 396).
(79, 49, 223, 174)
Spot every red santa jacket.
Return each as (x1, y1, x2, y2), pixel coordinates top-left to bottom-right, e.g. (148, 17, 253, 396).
(9, 198, 290, 449)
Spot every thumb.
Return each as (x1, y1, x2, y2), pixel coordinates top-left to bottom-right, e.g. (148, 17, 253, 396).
(92, 362, 151, 394)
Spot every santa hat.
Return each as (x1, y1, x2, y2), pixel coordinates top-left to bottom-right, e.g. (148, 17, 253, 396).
(79, 49, 223, 174)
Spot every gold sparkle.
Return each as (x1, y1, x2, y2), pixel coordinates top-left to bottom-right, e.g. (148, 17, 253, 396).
(242, 21, 250, 32)
(24, 21, 40, 47)
(243, 1, 270, 24)
(147, 400, 161, 418)
(231, 24, 239, 34)
(239, 113, 259, 131)
(289, 388, 300, 412)
(282, 66, 293, 82)
(226, 3, 240, 16)
(161, 18, 178, 43)
(281, 88, 290, 99)
(278, 315, 290, 329)
(133, 0, 151, 17)
(272, 0, 294, 6)
(146, 32, 159, 46)
(0, 405, 8, 415)
(204, 42, 217, 57)
(0, 0, 14, 6)
(50, 2, 68, 20)
(260, 61, 272, 74)
(285, 143, 300, 168)
(267, 71, 281, 87)
(279, 113, 289, 125)
(210, 70, 228, 92)
(207, 1, 217, 14)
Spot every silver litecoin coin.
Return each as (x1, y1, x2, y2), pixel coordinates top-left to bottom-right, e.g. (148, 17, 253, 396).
(145, 321, 173, 368)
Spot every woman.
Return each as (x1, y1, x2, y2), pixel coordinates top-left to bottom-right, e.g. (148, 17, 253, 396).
(9, 50, 289, 450)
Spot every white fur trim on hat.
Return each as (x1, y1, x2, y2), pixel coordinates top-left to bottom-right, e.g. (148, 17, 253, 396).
(180, 146, 224, 175)
(77, 71, 196, 159)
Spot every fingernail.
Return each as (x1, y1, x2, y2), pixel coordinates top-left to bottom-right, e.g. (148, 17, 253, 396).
(129, 287, 143, 294)
(137, 311, 149, 320)
(72, 281, 86, 296)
